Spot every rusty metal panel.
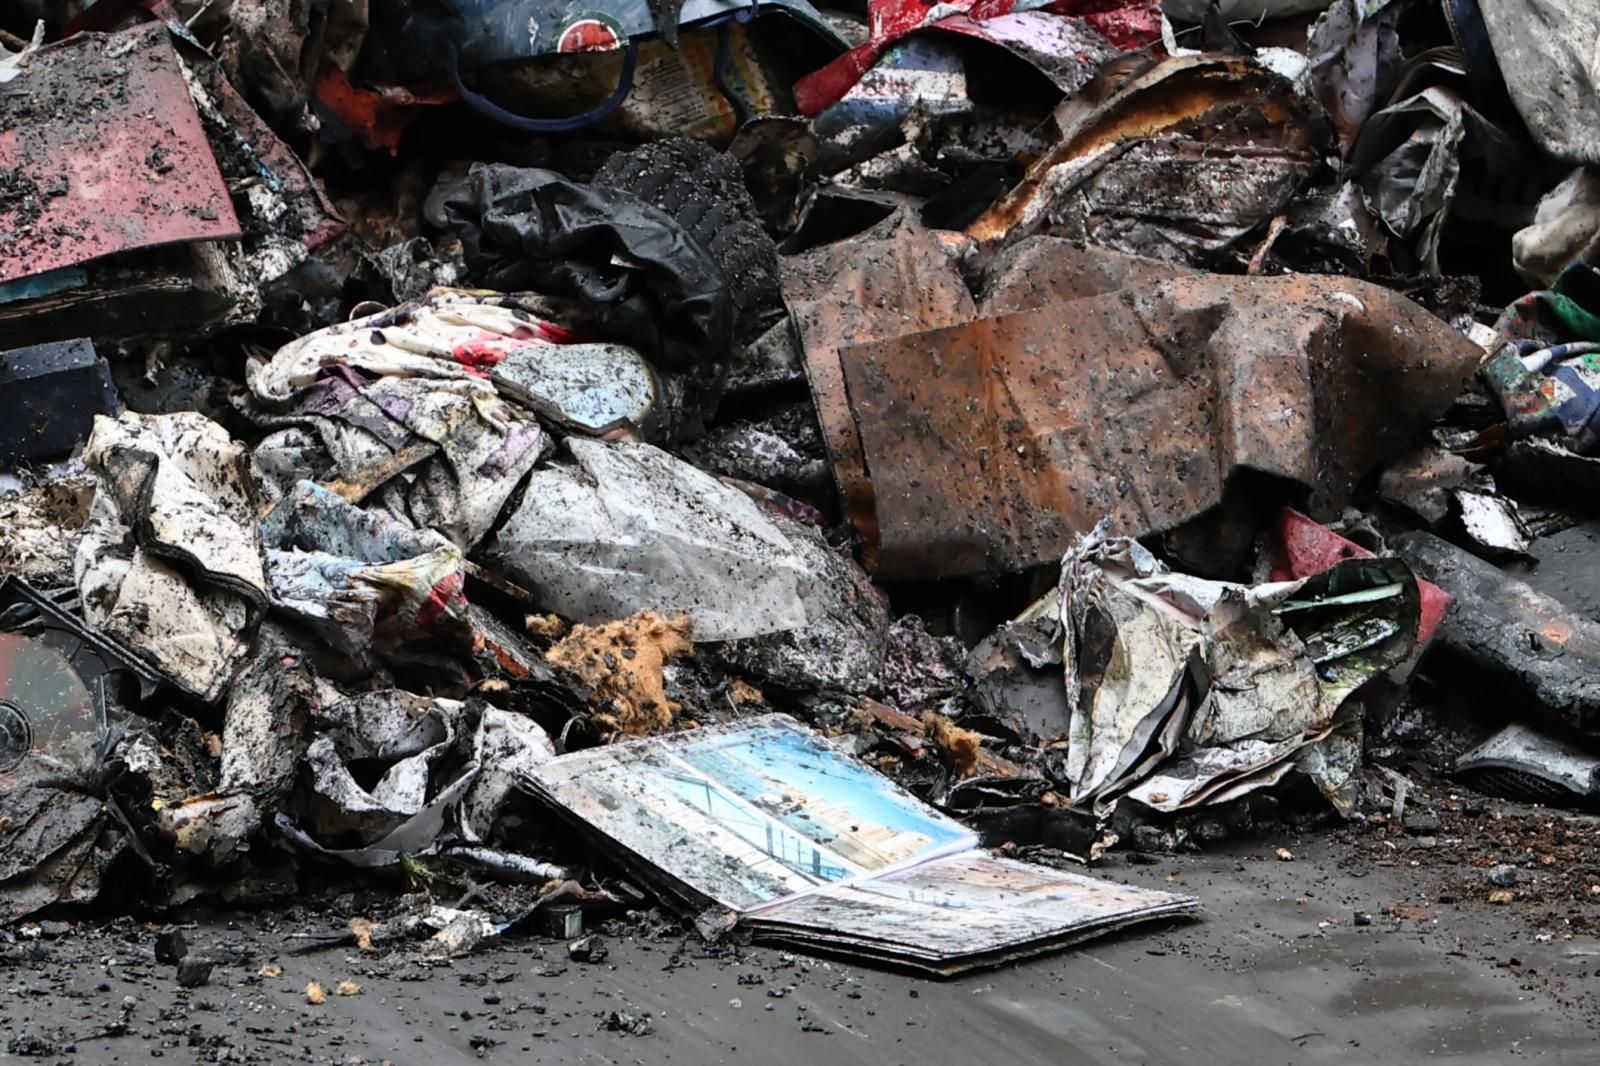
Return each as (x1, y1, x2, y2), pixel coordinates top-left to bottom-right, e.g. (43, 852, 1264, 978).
(832, 273, 1483, 580)
(0, 24, 242, 286)
(782, 225, 978, 564)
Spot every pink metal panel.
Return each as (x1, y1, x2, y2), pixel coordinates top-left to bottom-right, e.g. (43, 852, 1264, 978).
(0, 23, 242, 285)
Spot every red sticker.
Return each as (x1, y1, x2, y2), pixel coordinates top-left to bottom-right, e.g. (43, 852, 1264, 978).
(558, 17, 625, 53)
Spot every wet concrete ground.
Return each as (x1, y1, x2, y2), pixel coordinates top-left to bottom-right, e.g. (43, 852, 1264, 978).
(6, 828, 1597, 1065)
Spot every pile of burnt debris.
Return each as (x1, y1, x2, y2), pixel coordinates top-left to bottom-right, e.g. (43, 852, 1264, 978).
(2, 0, 1599, 970)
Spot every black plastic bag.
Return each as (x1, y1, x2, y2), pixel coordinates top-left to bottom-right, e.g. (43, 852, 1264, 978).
(438, 162, 733, 377)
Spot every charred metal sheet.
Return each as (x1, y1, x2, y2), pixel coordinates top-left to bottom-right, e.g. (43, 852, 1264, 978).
(831, 273, 1483, 579)
(782, 225, 977, 563)
(966, 54, 1323, 265)
(0, 24, 242, 286)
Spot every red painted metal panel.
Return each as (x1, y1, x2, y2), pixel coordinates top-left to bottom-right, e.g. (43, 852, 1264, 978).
(0, 23, 242, 285)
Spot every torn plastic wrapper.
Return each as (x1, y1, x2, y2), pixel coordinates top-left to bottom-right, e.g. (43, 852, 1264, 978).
(1272, 508, 1451, 654)
(482, 438, 887, 690)
(967, 55, 1324, 266)
(260, 481, 476, 661)
(298, 691, 476, 852)
(794, 0, 1161, 117)
(807, 251, 1483, 580)
(677, 415, 832, 504)
(1349, 77, 1524, 274)
(0, 576, 166, 921)
(74, 412, 266, 703)
(1304, 0, 1406, 155)
(1058, 527, 1420, 816)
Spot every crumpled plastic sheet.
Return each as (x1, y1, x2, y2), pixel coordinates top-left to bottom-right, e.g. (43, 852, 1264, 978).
(482, 437, 887, 690)
(1058, 525, 1420, 816)
(276, 692, 554, 867)
(1350, 80, 1521, 273)
(260, 480, 475, 659)
(1305, 0, 1405, 154)
(247, 291, 557, 548)
(485, 437, 817, 640)
(74, 412, 265, 702)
